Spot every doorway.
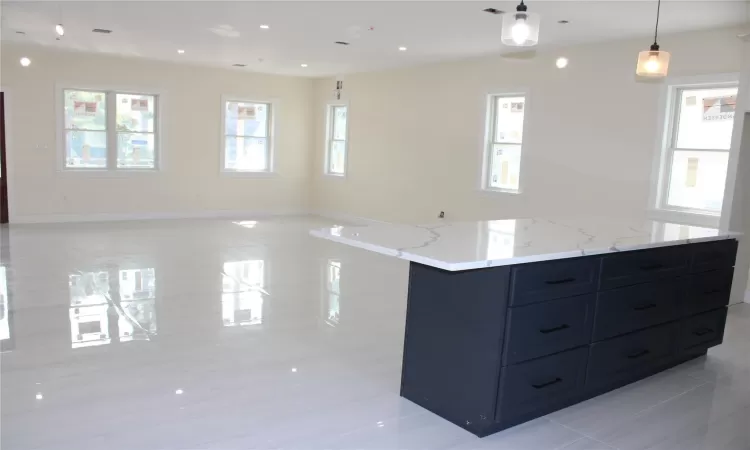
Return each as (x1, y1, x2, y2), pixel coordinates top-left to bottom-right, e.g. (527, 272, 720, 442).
(0, 92, 8, 224)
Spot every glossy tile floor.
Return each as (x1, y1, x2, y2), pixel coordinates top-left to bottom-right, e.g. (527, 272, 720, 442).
(1, 216, 748, 450)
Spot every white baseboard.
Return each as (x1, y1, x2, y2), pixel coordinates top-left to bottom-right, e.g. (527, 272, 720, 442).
(11, 209, 306, 224)
(314, 210, 393, 226)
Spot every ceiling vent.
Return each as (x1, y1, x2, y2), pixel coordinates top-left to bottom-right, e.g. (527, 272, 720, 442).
(483, 8, 504, 15)
(92, 28, 112, 34)
(232, 63, 247, 67)
(335, 41, 350, 45)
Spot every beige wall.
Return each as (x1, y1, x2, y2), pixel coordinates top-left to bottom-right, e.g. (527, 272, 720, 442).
(1, 44, 314, 222)
(311, 27, 744, 224)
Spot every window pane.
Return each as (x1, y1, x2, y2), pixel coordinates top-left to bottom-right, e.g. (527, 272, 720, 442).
(667, 150, 729, 212)
(332, 106, 347, 140)
(674, 87, 737, 150)
(117, 133, 155, 168)
(225, 101, 268, 137)
(116, 93, 155, 133)
(225, 136, 268, 171)
(489, 144, 521, 190)
(64, 90, 106, 131)
(494, 96, 525, 144)
(329, 141, 346, 174)
(65, 130, 107, 168)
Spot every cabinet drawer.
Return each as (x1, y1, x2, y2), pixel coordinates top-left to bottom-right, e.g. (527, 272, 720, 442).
(678, 308, 727, 354)
(593, 279, 681, 341)
(503, 294, 594, 365)
(690, 239, 738, 274)
(586, 323, 677, 391)
(600, 246, 689, 290)
(683, 269, 733, 317)
(496, 347, 588, 422)
(509, 258, 599, 306)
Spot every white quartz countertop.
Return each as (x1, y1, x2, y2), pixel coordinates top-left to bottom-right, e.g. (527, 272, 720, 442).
(310, 218, 741, 271)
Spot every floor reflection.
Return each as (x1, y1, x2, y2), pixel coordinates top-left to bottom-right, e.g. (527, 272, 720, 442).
(69, 267, 156, 348)
(0, 266, 10, 352)
(323, 260, 341, 327)
(222, 260, 266, 327)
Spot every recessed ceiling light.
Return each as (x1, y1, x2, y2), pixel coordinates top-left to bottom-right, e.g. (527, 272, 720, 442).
(398, 46, 407, 51)
(55, 24, 65, 36)
(177, 49, 185, 54)
(335, 41, 350, 46)
(92, 28, 112, 34)
(556, 57, 569, 68)
(15, 31, 25, 35)
(20, 57, 31, 67)
(558, 20, 570, 24)
(301, 64, 308, 67)
(232, 63, 247, 67)
(482, 8, 505, 15)
(260, 24, 270, 29)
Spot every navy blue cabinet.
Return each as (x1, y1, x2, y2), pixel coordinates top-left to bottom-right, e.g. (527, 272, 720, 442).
(399, 239, 737, 438)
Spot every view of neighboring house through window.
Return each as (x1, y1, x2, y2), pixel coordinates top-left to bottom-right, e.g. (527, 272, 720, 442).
(485, 94, 526, 192)
(223, 100, 272, 172)
(326, 105, 348, 175)
(659, 83, 738, 214)
(63, 89, 158, 169)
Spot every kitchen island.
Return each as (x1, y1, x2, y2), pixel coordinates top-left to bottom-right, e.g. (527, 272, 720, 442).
(311, 218, 740, 437)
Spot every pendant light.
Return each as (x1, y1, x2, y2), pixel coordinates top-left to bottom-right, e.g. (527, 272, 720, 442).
(636, 0, 670, 77)
(501, 0, 540, 47)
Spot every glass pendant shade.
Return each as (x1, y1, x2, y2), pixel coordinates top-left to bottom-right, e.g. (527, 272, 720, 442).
(636, 46, 670, 77)
(501, 10, 540, 47)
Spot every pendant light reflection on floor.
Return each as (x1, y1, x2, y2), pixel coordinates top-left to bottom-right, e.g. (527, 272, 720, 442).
(501, 0, 540, 47)
(636, 0, 670, 77)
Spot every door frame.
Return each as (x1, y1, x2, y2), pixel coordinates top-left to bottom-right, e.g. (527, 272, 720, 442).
(0, 87, 13, 223)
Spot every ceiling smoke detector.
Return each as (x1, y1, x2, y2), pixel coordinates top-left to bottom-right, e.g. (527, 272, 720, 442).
(92, 28, 112, 34)
(483, 8, 505, 15)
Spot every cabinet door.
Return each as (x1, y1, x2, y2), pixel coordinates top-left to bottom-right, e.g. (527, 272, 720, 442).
(678, 308, 727, 354)
(509, 258, 599, 306)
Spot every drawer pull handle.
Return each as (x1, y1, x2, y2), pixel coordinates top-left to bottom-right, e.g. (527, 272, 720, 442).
(532, 378, 563, 389)
(545, 277, 576, 285)
(639, 263, 665, 271)
(693, 328, 714, 337)
(626, 349, 651, 359)
(539, 324, 570, 334)
(702, 289, 722, 295)
(633, 303, 657, 311)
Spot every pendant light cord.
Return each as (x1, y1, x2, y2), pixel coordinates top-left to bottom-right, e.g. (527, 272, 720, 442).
(653, 0, 661, 45)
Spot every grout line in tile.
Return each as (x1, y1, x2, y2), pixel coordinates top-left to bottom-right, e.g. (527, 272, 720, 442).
(550, 420, 619, 449)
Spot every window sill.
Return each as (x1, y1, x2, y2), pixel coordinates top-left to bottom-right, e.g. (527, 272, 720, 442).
(647, 208, 720, 228)
(481, 187, 522, 195)
(221, 170, 278, 178)
(323, 172, 346, 179)
(59, 168, 161, 177)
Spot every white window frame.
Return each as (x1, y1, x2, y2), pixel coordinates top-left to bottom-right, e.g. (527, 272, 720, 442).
(324, 103, 349, 177)
(481, 90, 530, 194)
(220, 95, 276, 175)
(56, 84, 162, 173)
(649, 74, 740, 227)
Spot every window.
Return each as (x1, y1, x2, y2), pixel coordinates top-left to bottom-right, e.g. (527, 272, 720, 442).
(62, 89, 159, 170)
(325, 105, 348, 175)
(222, 99, 272, 172)
(484, 94, 527, 192)
(657, 81, 738, 215)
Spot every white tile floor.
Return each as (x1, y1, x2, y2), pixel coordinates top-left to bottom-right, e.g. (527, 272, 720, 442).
(1, 216, 748, 450)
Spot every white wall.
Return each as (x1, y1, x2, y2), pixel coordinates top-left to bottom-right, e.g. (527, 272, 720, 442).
(311, 27, 744, 224)
(1, 43, 314, 223)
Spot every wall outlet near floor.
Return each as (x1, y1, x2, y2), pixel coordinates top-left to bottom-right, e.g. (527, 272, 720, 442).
(438, 211, 445, 219)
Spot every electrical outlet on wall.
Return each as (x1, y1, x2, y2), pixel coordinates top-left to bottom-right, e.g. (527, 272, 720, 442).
(438, 211, 445, 219)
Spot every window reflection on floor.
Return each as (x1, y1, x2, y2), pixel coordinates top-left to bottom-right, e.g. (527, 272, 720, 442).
(232, 220, 258, 229)
(69, 268, 156, 349)
(323, 260, 341, 327)
(0, 266, 10, 350)
(222, 260, 265, 327)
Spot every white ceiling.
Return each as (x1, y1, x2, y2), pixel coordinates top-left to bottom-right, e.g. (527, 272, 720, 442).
(1, 0, 746, 77)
